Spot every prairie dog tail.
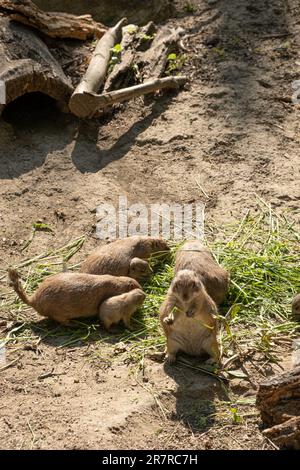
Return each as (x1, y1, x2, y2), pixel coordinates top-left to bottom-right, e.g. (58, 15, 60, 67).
(8, 269, 31, 306)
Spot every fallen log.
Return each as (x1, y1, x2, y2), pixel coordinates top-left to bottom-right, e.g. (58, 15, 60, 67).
(70, 76, 187, 118)
(69, 18, 127, 118)
(256, 366, 300, 449)
(262, 417, 300, 450)
(104, 24, 140, 92)
(141, 25, 184, 80)
(104, 22, 157, 92)
(0, 17, 73, 115)
(33, 0, 173, 25)
(0, 0, 106, 40)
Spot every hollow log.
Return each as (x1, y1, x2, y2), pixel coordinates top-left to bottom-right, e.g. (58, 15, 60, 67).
(0, 18, 73, 115)
(0, 0, 106, 40)
(256, 366, 300, 449)
(69, 18, 127, 118)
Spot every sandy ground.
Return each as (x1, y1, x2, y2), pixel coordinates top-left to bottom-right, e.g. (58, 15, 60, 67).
(0, 0, 299, 450)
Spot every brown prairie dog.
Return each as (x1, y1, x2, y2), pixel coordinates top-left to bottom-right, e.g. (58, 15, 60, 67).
(292, 294, 300, 320)
(8, 269, 141, 326)
(80, 236, 169, 281)
(99, 288, 146, 331)
(159, 269, 220, 364)
(175, 240, 229, 305)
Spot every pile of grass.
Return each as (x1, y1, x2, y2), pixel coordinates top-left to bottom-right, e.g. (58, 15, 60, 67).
(1, 201, 299, 366)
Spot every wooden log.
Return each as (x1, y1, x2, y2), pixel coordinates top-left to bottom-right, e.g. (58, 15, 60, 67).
(0, 0, 106, 40)
(69, 18, 127, 118)
(33, 0, 173, 26)
(0, 17, 73, 115)
(141, 25, 184, 80)
(70, 75, 187, 118)
(262, 416, 300, 450)
(104, 24, 139, 93)
(256, 366, 300, 449)
(104, 22, 157, 92)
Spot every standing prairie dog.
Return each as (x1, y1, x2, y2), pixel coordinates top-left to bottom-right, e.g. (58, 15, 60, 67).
(8, 269, 142, 326)
(175, 240, 229, 305)
(160, 269, 220, 364)
(292, 294, 300, 320)
(99, 288, 146, 331)
(80, 236, 169, 281)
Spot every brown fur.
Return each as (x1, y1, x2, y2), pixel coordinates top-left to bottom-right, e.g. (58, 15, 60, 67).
(159, 269, 220, 364)
(292, 294, 300, 319)
(175, 240, 230, 305)
(99, 288, 146, 331)
(8, 269, 141, 325)
(80, 236, 169, 281)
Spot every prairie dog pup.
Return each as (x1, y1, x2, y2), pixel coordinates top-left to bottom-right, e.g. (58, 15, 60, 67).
(99, 288, 146, 331)
(292, 294, 300, 320)
(160, 269, 220, 364)
(80, 236, 169, 281)
(175, 240, 229, 305)
(8, 269, 141, 326)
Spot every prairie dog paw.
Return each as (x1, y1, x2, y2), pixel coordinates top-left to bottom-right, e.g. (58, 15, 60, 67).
(166, 354, 176, 364)
(163, 315, 174, 326)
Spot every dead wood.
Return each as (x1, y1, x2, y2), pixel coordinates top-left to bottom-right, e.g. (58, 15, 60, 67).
(104, 22, 158, 92)
(103, 24, 139, 93)
(69, 18, 127, 118)
(0, 0, 106, 40)
(262, 416, 300, 450)
(140, 25, 184, 80)
(256, 366, 300, 449)
(0, 17, 73, 115)
(72, 76, 187, 118)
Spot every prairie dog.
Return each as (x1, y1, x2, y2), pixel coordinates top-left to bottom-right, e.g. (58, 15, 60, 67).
(175, 240, 229, 305)
(99, 288, 146, 331)
(8, 269, 141, 326)
(292, 294, 300, 320)
(160, 269, 220, 364)
(80, 236, 169, 281)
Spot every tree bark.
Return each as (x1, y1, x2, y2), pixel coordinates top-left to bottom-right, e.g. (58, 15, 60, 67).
(256, 366, 300, 449)
(0, 0, 106, 40)
(141, 25, 184, 80)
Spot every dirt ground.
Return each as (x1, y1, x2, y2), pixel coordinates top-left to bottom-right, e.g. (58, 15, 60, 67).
(0, 0, 299, 450)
